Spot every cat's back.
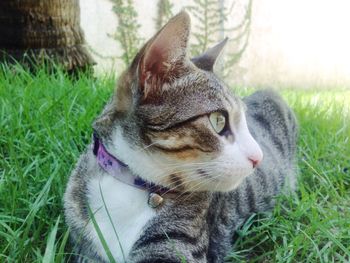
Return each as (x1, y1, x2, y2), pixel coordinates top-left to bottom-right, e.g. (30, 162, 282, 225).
(243, 89, 298, 198)
(244, 89, 298, 162)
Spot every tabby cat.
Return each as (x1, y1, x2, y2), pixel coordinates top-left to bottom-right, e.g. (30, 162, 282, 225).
(64, 11, 298, 263)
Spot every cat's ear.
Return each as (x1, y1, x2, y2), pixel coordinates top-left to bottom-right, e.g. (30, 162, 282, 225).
(191, 38, 228, 71)
(139, 11, 191, 99)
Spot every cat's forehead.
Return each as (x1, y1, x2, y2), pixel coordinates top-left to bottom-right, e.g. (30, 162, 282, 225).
(138, 69, 241, 129)
(172, 70, 239, 109)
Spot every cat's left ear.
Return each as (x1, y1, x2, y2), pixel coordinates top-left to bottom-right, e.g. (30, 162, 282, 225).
(139, 11, 191, 100)
(191, 38, 228, 72)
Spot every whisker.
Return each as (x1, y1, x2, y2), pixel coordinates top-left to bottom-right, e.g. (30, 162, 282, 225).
(141, 141, 161, 150)
(145, 164, 224, 194)
(177, 173, 224, 202)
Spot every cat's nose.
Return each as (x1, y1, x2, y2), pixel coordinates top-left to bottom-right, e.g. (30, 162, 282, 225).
(249, 158, 260, 168)
(248, 149, 263, 168)
(241, 134, 263, 169)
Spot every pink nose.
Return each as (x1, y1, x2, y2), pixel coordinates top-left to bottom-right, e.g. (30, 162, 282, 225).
(249, 158, 261, 168)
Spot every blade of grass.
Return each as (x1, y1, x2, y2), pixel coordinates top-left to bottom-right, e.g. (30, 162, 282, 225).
(88, 206, 117, 263)
(56, 228, 70, 263)
(43, 216, 60, 263)
(99, 182, 126, 262)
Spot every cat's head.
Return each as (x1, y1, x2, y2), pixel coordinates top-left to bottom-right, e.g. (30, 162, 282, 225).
(94, 11, 263, 192)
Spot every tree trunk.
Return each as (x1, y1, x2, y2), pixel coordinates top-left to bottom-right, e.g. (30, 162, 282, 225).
(0, 0, 94, 72)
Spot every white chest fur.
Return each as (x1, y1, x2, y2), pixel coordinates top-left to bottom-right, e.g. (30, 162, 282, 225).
(87, 172, 156, 262)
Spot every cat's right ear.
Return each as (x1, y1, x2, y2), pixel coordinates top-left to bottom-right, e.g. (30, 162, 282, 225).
(191, 38, 228, 72)
(138, 11, 191, 101)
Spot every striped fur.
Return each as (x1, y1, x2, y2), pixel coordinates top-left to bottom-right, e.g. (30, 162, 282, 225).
(64, 12, 298, 263)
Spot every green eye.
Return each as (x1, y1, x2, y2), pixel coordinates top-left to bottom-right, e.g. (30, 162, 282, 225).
(209, 112, 226, 134)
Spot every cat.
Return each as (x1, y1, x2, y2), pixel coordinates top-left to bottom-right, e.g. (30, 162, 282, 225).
(64, 11, 298, 263)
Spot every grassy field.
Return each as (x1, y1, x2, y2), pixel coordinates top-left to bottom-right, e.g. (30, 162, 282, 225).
(0, 65, 349, 262)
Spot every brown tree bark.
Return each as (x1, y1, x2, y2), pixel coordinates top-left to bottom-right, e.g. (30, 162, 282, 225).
(0, 0, 94, 72)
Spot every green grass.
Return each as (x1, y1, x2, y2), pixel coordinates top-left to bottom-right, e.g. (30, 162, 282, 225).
(0, 65, 349, 262)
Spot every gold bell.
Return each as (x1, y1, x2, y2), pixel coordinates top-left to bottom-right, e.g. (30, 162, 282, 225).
(148, 192, 164, 208)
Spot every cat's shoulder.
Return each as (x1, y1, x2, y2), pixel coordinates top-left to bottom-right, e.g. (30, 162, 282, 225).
(244, 89, 289, 111)
(243, 89, 297, 128)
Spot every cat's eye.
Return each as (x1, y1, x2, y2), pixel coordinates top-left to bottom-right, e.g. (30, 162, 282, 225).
(209, 112, 226, 134)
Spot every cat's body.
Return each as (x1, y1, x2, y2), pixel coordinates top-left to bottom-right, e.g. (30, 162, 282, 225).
(64, 12, 298, 263)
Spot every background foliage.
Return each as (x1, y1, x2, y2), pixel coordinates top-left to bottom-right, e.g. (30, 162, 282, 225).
(110, 0, 252, 77)
(111, 0, 144, 65)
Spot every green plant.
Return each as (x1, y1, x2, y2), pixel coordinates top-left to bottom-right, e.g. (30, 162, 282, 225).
(111, 0, 143, 66)
(155, 0, 174, 30)
(188, 0, 223, 56)
(223, 0, 252, 78)
(188, 0, 252, 79)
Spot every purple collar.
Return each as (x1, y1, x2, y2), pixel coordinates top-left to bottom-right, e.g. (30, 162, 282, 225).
(93, 133, 174, 195)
